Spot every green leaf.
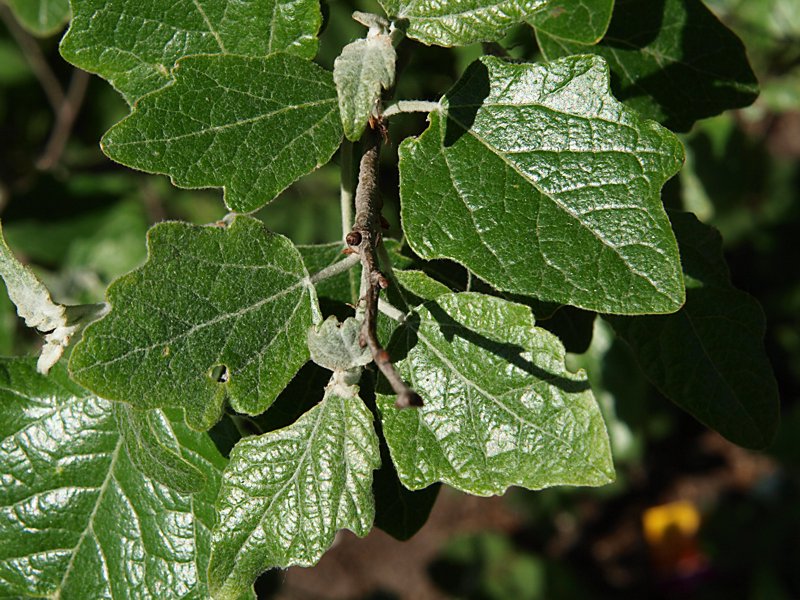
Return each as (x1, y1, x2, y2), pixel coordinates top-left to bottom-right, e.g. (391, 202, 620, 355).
(208, 385, 380, 600)
(528, 0, 614, 44)
(3, 0, 70, 37)
(0, 359, 232, 599)
(60, 0, 322, 103)
(100, 53, 342, 213)
(399, 55, 685, 315)
(378, 292, 614, 495)
(607, 212, 780, 449)
(536, 0, 759, 132)
(114, 403, 207, 494)
(379, 0, 548, 46)
(394, 270, 452, 303)
(70, 216, 316, 431)
(334, 33, 397, 141)
(372, 401, 440, 540)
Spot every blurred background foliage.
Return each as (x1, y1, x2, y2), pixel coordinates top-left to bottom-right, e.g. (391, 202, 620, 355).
(1, 0, 799, 598)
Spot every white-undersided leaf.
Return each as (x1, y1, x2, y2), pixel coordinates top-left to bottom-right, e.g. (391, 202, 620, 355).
(377, 292, 614, 496)
(3, 0, 70, 37)
(0, 222, 108, 374)
(60, 0, 322, 103)
(208, 383, 380, 600)
(379, 0, 548, 46)
(69, 216, 317, 431)
(334, 33, 396, 141)
(0, 358, 233, 600)
(308, 315, 372, 372)
(100, 53, 342, 213)
(114, 403, 206, 495)
(399, 55, 686, 315)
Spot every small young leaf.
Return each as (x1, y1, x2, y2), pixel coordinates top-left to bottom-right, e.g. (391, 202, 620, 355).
(0, 222, 107, 374)
(208, 386, 380, 600)
(334, 33, 397, 141)
(528, 0, 614, 44)
(101, 53, 342, 213)
(399, 55, 685, 315)
(308, 315, 372, 371)
(607, 212, 780, 449)
(60, 0, 322, 103)
(0, 359, 231, 599)
(378, 293, 614, 495)
(379, 0, 548, 46)
(3, 0, 70, 37)
(70, 216, 316, 431)
(536, 0, 759, 131)
(114, 403, 207, 494)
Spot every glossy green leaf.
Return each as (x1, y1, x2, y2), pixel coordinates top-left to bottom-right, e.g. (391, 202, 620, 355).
(0, 359, 232, 599)
(334, 33, 397, 141)
(378, 293, 614, 495)
(70, 216, 316, 431)
(528, 0, 614, 44)
(400, 55, 685, 315)
(536, 0, 759, 131)
(101, 53, 342, 213)
(208, 384, 380, 600)
(3, 0, 70, 36)
(60, 0, 321, 103)
(114, 403, 206, 494)
(608, 212, 780, 449)
(379, 0, 548, 46)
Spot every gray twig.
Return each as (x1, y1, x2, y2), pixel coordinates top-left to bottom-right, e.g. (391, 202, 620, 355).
(349, 127, 422, 408)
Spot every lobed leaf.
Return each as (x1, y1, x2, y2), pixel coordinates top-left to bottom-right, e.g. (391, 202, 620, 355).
(536, 0, 759, 131)
(70, 216, 316, 431)
(379, 0, 548, 46)
(100, 53, 342, 213)
(208, 385, 380, 600)
(607, 212, 780, 449)
(3, 0, 70, 37)
(399, 55, 685, 315)
(378, 292, 614, 495)
(0, 359, 232, 599)
(528, 0, 614, 44)
(60, 0, 322, 103)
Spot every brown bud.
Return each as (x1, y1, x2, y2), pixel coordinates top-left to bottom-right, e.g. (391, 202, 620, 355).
(376, 349, 390, 364)
(346, 231, 362, 246)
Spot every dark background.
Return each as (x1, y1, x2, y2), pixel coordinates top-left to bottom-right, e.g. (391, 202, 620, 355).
(1, 0, 799, 598)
